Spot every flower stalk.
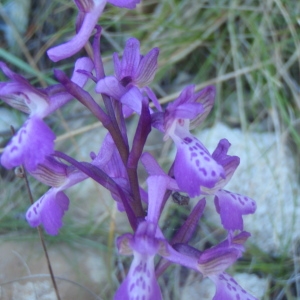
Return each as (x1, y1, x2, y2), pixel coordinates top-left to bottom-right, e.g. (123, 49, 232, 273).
(0, 1, 258, 299)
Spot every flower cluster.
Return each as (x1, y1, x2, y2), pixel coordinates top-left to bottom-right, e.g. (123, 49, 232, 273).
(0, 1, 257, 299)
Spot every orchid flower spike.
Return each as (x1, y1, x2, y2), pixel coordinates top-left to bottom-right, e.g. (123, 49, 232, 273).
(47, 0, 141, 62)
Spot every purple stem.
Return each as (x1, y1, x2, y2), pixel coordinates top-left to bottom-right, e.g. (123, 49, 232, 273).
(127, 97, 151, 217)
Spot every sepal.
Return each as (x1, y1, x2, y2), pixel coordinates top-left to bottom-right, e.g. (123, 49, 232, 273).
(47, 1, 106, 62)
(29, 156, 69, 187)
(113, 37, 159, 87)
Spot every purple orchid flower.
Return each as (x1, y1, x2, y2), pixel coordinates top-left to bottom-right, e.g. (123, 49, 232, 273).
(115, 221, 164, 300)
(162, 85, 224, 197)
(96, 38, 161, 116)
(25, 157, 88, 235)
(172, 232, 258, 299)
(47, 0, 141, 62)
(114, 175, 173, 299)
(0, 58, 93, 171)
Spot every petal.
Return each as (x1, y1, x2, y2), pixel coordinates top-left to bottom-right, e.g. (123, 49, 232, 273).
(70, 57, 94, 87)
(165, 85, 214, 132)
(146, 175, 170, 225)
(141, 152, 179, 190)
(108, 0, 141, 9)
(189, 85, 215, 129)
(214, 190, 256, 231)
(95, 76, 126, 99)
(150, 111, 165, 132)
(0, 62, 49, 116)
(47, 1, 106, 62)
(116, 233, 134, 255)
(92, 133, 116, 168)
(93, 133, 127, 178)
(141, 152, 167, 177)
(172, 103, 203, 120)
(198, 247, 241, 277)
(0, 82, 31, 114)
(143, 86, 162, 112)
(26, 189, 69, 235)
(203, 138, 240, 193)
(172, 129, 224, 197)
(114, 253, 162, 300)
(120, 86, 143, 114)
(116, 38, 140, 82)
(74, 0, 95, 12)
(210, 273, 258, 300)
(134, 47, 159, 86)
(29, 156, 68, 187)
(1, 117, 55, 171)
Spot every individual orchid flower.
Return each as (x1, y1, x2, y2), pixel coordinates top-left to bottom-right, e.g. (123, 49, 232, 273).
(96, 38, 161, 115)
(115, 176, 199, 300)
(115, 221, 164, 300)
(47, 0, 141, 62)
(114, 175, 173, 300)
(162, 85, 224, 197)
(25, 157, 88, 235)
(0, 58, 93, 171)
(201, 233, 258, 300)
(172, 232, 258, 299)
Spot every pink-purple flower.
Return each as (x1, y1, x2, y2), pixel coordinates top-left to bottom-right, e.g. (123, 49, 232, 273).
(96, 37, 161, 116)
(0, 58, 93, 171)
